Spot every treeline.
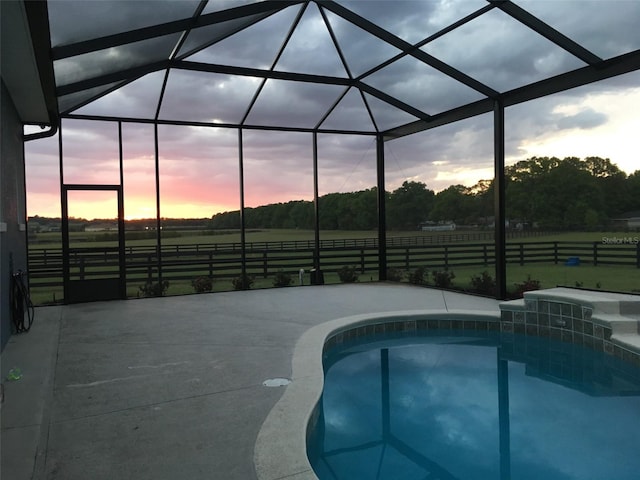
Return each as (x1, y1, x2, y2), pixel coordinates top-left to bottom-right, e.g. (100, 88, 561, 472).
(209, 181, 486, 231)
(505, 156, 639, 228)
(28, 216, 211, 232)
(210, 157, 640, 231)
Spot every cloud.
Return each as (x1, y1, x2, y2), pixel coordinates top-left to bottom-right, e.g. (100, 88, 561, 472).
(27, 1, 640, 217)
(319, 338, 640, 480)
(555, 108, 608, 130)
(518, 0, 640, 59)
(47, 0, 201, 46)
(339, 0, 485, 43)
(53, 0, 639, 127)
(422, 7, 586, 92)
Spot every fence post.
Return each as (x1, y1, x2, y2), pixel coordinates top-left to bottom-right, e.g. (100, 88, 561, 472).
(519, 243, 524, 266)
(263, 251, 268, 278)
(209, 252, 214, 278)
(483, 244, 488, 266)
(405, 248, 410, 270)
(593, 241, 598, 266)
(444, 245, 449, 269)
(147, 254, 153, 281)
(553, 242, 558, 265)
(360, 249, 365, 273)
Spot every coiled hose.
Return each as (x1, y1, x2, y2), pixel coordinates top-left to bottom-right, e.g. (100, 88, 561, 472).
(10, 270, 34, 333)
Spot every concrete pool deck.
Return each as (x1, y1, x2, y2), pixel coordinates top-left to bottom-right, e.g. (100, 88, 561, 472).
(1, 283, 500, 480)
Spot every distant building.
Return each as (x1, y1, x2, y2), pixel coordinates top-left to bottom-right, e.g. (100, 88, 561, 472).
(611, 211, 640, 230)
(85, 223, 118, 232)
(420, 221, 456, 231)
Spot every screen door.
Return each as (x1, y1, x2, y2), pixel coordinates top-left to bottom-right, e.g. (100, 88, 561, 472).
(62, 185, 126, 303)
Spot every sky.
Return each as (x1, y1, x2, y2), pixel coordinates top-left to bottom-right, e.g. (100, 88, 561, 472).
(24, 0, 640, 220)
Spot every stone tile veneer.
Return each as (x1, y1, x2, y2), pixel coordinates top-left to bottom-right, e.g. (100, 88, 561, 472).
(499, 290, 640, 368)
(322, 315, 504, 353)
(322, 291, 640, 370)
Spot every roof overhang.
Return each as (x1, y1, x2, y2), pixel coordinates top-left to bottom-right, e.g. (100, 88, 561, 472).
(1, 0, 57, 125)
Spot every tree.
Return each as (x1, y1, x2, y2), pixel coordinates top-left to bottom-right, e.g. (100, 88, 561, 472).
(468, 178, 494, 224)
(506, 156, 562, 225)
(582, 157, 628, 216)
(583, 156, 622, 178)
(386, 181, 435, 230)
(208, 211, 240, 229)
(350, 188, 377, 230)
(505, 156, 608, 228)
(620, 170, 640, 215)
(430, 185, 473, 224)
(289, 201, 314, 230)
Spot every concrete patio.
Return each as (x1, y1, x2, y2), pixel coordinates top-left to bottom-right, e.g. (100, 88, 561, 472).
(1, 283, 500, 480)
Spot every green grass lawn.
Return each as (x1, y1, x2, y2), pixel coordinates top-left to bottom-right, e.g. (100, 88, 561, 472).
(32, 228, 381, 249)
(508, 231, 639, 243)
(31, 228, 638, 249)
(508, 264, 640, 293)
(448, 264, 640, 294)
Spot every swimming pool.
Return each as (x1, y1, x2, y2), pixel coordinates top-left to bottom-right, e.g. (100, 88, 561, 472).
(307, 329, 640, 480)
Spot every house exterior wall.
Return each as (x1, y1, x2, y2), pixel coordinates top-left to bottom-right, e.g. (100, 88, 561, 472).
(1, 81, 29, 350)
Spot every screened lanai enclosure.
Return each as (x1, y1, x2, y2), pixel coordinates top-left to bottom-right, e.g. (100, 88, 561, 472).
(22, 0, 640, 304)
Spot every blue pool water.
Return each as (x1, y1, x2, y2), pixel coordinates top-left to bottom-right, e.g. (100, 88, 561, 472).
(307, 330, 640, 480)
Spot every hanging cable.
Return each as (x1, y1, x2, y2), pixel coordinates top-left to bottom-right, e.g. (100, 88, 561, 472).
(10, 270, 34, 333)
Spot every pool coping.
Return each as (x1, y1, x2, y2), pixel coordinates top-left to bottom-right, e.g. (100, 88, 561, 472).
(253, 309, 500, 480)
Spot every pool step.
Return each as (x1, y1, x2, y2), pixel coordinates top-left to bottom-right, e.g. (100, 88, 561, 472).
(499, 287, 640, 363)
